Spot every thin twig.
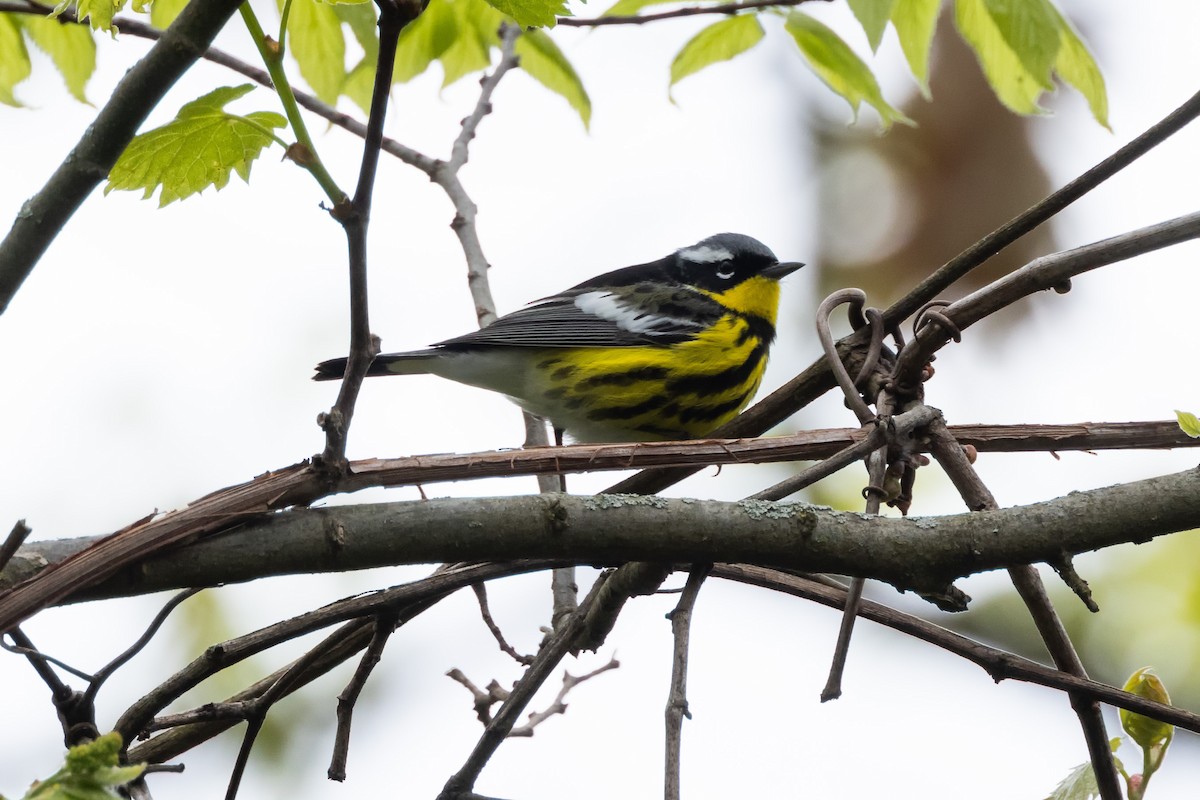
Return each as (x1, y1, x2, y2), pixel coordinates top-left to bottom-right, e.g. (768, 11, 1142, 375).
(558, 0, 828, 27)
(319, 3, 419, 465)
(6, 627, 96, 745)
(746, 423, 884, 501)
(130, 618, 377, 764)
(893, 210, 1200, 390)
(714, 565, 1200, 735)
(882, 89, 1200, 329)
(6, 627, 74, 699)
(509, 656, 620, 737)
(664, 567, 708, 800)
(328, 611, 399, 781)
(437, 570, 614, 800)
(820, 445, 887, 703)
(814, 290, 874, 424)
(145, 701, 254, 732)
(1, 630, 93, 682)
(446, 668, 509, 724)
(338, 419, 1200, 492)
(118, 561, 551, 755)
(749, 405, 939, 502)
(821, 371, 904, 700)
(0, 1, 441, 172)
(436, 22, 521, 330)
(84, 588, 204, 706)
(472, 584, 534, 666)
(224, 639, 337, 800)
(0, 519, 31, 574)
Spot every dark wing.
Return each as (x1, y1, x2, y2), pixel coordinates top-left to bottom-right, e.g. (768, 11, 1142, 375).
(431, 284, 725, 350)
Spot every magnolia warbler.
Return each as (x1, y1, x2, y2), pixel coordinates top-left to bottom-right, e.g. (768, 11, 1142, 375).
(314, 233, 803, 442)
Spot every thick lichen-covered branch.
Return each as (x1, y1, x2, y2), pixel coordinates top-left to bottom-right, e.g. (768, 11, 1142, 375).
(8, 468, 1200, 606)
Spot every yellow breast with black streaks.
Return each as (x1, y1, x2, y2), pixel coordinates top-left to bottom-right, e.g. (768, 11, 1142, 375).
(526, 293, 777, 441)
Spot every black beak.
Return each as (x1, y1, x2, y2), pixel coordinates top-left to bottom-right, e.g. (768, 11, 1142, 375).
(762, 261, 805, 280)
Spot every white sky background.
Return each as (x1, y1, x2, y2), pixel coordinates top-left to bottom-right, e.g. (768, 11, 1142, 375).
(2, 0, 1200, 797)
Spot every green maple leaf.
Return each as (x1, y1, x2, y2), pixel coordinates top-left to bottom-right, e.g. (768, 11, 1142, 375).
(18, 12, 97, 103)
(670, 15, 765, 90)
(0, 14, 32, 106)
(105, 85, 287, 207)
(515, 27, 591, 128)
(786, 10, 913, 129)
(280, 0, 346, 105)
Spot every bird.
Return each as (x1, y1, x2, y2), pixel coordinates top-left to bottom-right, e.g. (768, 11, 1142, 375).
(314, 233, 803, 442)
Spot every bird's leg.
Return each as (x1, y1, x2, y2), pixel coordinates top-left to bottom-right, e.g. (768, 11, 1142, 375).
(553, 427, 567, 492)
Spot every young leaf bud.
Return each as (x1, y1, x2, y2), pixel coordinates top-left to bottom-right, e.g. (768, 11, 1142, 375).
(1120, 667, 1173, 749)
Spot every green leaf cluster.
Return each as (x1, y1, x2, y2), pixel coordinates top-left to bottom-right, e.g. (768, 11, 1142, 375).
(955, 0, 1108, 127)
(54, 0, 127, 33)
(3, 0, 1106, 132)
(0, 10, 96, 105)
(606, 0, 1106, 130)
(397, 0, 589, 125)
(21, 733, 145, 800)
(660, 3, 912, 129)
(281, 0, 590, 127)
(105, 84, 287, 206)
(0, 0, 215, 106)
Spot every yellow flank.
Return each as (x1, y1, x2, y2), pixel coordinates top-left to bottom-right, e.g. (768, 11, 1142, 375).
(527, 293, 775, 440)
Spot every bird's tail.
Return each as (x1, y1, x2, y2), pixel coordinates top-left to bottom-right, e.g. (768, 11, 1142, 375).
(312, 351, 438, 381)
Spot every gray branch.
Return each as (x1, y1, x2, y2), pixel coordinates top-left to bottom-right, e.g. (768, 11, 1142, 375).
(7, 466, 1198, 604)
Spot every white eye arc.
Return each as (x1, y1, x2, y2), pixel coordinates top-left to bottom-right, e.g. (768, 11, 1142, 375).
(715, 264, 736, 280)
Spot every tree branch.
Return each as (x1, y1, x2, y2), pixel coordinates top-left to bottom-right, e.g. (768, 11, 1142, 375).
(509, 657, 619, 736)
(328, 611, 398, 781)
(0, 463, 325, 633)
(434, 22, 520, 330)
(10, 470, 1200, 607)
(0, 519, 30, 573)
(318, 2, 419, 465)
(894, 210, 1200, 388)
(342, 420, 1197, 491)
(664, 567, 707, 800)
(118, 561, 549, 759)
(437, 571, 615, 799)
(927, 419, 1121, 799)
(882, 89, 1200, 327)
(714, 565, 1200, 736)
(0, 0, 247, 315)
